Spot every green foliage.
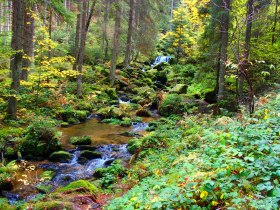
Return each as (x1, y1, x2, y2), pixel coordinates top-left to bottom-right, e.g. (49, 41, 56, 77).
(94, 160, 127, 188)
(20, 118, 62, 159)
(107, 93, 280, 209)
(158, 94, 186, 116)
(70, 136, 92, 145)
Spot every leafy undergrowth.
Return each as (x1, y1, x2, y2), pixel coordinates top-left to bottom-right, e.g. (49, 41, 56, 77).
(106, 92, 280, 209)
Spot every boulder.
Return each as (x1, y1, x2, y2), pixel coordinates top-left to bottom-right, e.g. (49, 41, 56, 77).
(49, 151, 72, 163)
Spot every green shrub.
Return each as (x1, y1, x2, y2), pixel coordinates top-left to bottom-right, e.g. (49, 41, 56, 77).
(20, 119, 62, 159)
(158, 94, 186, 116)
(70, 136, 92, 145)
(127, 139, 142, 154)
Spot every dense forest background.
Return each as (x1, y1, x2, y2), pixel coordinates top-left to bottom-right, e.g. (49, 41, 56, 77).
(0, 0, 279, 209)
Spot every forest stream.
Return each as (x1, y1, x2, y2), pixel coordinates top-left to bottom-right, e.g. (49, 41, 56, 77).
(3, 116, 152, 204)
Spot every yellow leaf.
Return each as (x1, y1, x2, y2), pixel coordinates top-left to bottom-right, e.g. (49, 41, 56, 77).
(130, 197, 137, 202)
(200, 191, 208, 199)
(212, 201, 219, 206)
(220, 193, 224, 199)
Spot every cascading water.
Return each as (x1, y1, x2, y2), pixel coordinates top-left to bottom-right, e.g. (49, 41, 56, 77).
(151, 56, 172, 68)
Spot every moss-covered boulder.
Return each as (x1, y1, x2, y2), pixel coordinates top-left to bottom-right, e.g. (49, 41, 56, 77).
(158, 94, 186, 116)
(0, 172, 13, 191)
(56, 180, 98, 195)
(170, 84, 187, 94)
(70, 136, 92, 145)
(80, 150, 102, 160)
(31, 201, 73, 210)
(97, 106, 126, 119)
(49, 151, 72, 163)
(127, 139, 142, 154)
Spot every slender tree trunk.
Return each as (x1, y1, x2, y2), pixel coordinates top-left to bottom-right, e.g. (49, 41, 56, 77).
(21, 4, 35, 81)
(77, 0, 87, 97)
(238, 0, 255, 113)
(48, 8, 53, 59)
(218, 0, 231, 101)
(124, 0, 135, 68)
(73, 1, 82, 70)
(272, 0, 278, 44)
(0, 2, 2, 33)
(110, 0, 121, 86)
(76, 0, 96, 97)
(7, 0, 25, 120)
(103, 0, 110, 60)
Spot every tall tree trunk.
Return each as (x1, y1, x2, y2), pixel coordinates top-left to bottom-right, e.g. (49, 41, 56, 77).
(272, 0, 278, 44)
(0, 2, 2, 33)
(73, 1, 82, 70)
(103, 0, 110, 60)
(76, 0, 96, 97)
(238, 0, 255, 113)
(48, 8, 53, 59)
(124, 0, 135, 68)
(218, 0, 231, 101)
(109, 0, 121, 86)
(77, 0, 87, 97)
(21, 4, 35, 81)
(7, 0, 25, 120)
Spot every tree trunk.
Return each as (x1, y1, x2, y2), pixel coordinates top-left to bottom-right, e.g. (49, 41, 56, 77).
(124, 0, 135, 68)
(77, 0, 87, 97)
(272, 0, 278, 44)
(73, 1, 82, 70)
(103, 0, 110, 60)
(21, 4, 35, 81)
(109, 0, 121, 86)
(238, 0, 255, 113)
(7, 0, 25, 120)
(48, 8, 53, 59)
(218, 0, 231, 101)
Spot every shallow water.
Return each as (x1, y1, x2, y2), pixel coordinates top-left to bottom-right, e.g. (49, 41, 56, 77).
(58, 118, 131, 149)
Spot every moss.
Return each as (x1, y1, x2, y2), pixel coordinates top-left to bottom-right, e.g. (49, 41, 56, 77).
(158, 94, 186, 116)
(127, 139, 142, 154)
(57, 180, 98, 195)
(120, 117, 132, 127)
(31, 200, 72, 210)
(67, 117, 79, 124)
(60, 122, 69, 128)
(40, 170, 55, 182)
(0, 172, 13, 191)
(49, 151, 72, 162)
(4, 147, 17, 159)
(80, 150, 102, 159)
(36, 183, 53, 194)
(0, 198, 15, 210)
(75, 110, 88, 122)
(70, 136, 92, 145)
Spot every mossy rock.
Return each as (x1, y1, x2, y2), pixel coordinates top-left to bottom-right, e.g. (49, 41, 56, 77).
(136, 108, 152, 117)
(0, 172, 13, 191)
(31, 200, 73, 210)
(36, 183, 53, 194)
(158, 94, 186, 116)
(60, 122, 69, 128)
(80, 150, 102, 160)
(4, 147, 17, 159)
(49, 151, 72, 163)
(75, 110, 88, 122)
(56, 180, 98, 195)
(0, 198, 16, 210)
(120, 117, 132, 127)
(67, 117, 79, 124)
(40, 170, 55, 182)
(70, 136, 92, 145)
(170, 84, 188, 94)
(105, 88, 118, 100)
(127, 139, 142, 154)
(97, 107, 126, 119)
